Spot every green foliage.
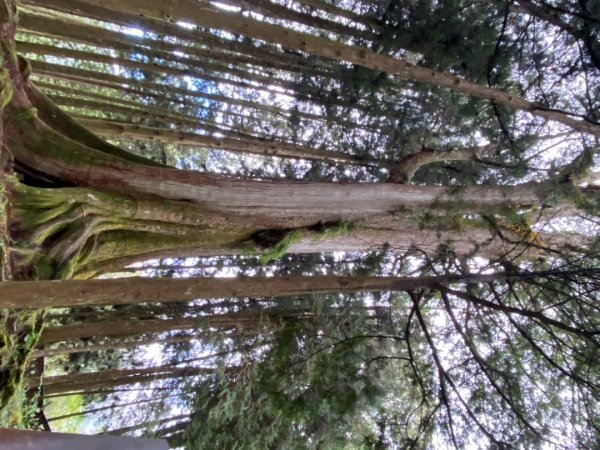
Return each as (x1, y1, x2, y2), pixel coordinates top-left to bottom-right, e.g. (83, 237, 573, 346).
(184, 305, 392, 450)
(16, 106, 38, 120)
(0, 68, 13, 109)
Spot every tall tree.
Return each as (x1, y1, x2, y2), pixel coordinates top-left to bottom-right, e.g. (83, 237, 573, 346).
(0, 0, 598, 446)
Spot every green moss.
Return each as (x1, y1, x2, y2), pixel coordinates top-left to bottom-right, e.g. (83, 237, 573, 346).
(0, 68, 13, 109)
(0, 309, 45, 426)
(44, 394, 85, 433)
(259, 230, 301, 264)
(318, 221, 354, 240)
(415, 210, 483, 232)
(16, 107, 37, 120)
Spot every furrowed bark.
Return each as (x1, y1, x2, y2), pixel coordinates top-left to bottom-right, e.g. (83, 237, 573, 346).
(6, 112, 548, 228)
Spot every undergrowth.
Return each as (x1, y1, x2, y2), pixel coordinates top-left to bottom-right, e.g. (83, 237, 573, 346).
(0, 177, 45, 427)
(0, 308, 45, 427)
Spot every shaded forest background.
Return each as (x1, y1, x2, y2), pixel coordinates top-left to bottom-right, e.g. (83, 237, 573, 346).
(0, 0, 598, 448)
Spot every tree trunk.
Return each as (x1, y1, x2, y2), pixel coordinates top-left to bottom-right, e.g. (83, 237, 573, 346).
(2, 272, 534, 310)
(39, 310, 294, 343)
(0, 429, 168, 450)
(33, 333, 203, 358)
(48, 397, 162, 422)
(31, 63, 321, 122)
(21, 0, 333, 73)
(75, 118, 365, 163)
(34, 365, 219, 395)
(0, 0, 593, 282)
(217, 0, 374, 40)
(19, 11, 334, 78)
(107, 414, 191, 436)
(66, 0, 598, 135)
(294, 0, 380, 30)
(20, 41, 304, 99)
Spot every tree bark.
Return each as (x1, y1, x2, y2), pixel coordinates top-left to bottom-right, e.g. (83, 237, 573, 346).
(3, 272, 532, 310)
(6, 114, 546, 227)
(33, 333, 203, 358)
(30, 64, 316, 122)
(107, 414, 191, 436)
(39, 310, 292, 343)
(19, 41, 304, 99)
(76, 118, 366, 163)
(33, 365, 219, 394)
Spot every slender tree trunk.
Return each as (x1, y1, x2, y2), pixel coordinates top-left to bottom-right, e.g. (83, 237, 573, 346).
(36, 81, 293, 134)
(48, 397, 162, 422)
(19, 11, 334, 78)
(294, 0, 380, 30)
(19, 39, 305, 94)
(3, 272, 529, 310)
(39, 310, 296, 343)
(21, 0, 334, 73)
(76, 118, 366, 163)
(44, 386, 187, 399)
(65, 0, 598, 135)
(107, 414, 191, 436)
(30, 65, 323, 122)
(35, 365, 219, 395)
(30, 59, 384, 119)
(19, 41, 304, 99)
(217, 0, 374, 40)
(48, 95, 257, 140)
(33, 333, 203, 358)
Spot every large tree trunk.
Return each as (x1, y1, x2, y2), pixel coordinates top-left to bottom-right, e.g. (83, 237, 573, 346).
(0, 0, 592, 282)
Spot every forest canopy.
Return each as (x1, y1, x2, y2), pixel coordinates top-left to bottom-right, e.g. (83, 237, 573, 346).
(0, 0, 598, 448)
